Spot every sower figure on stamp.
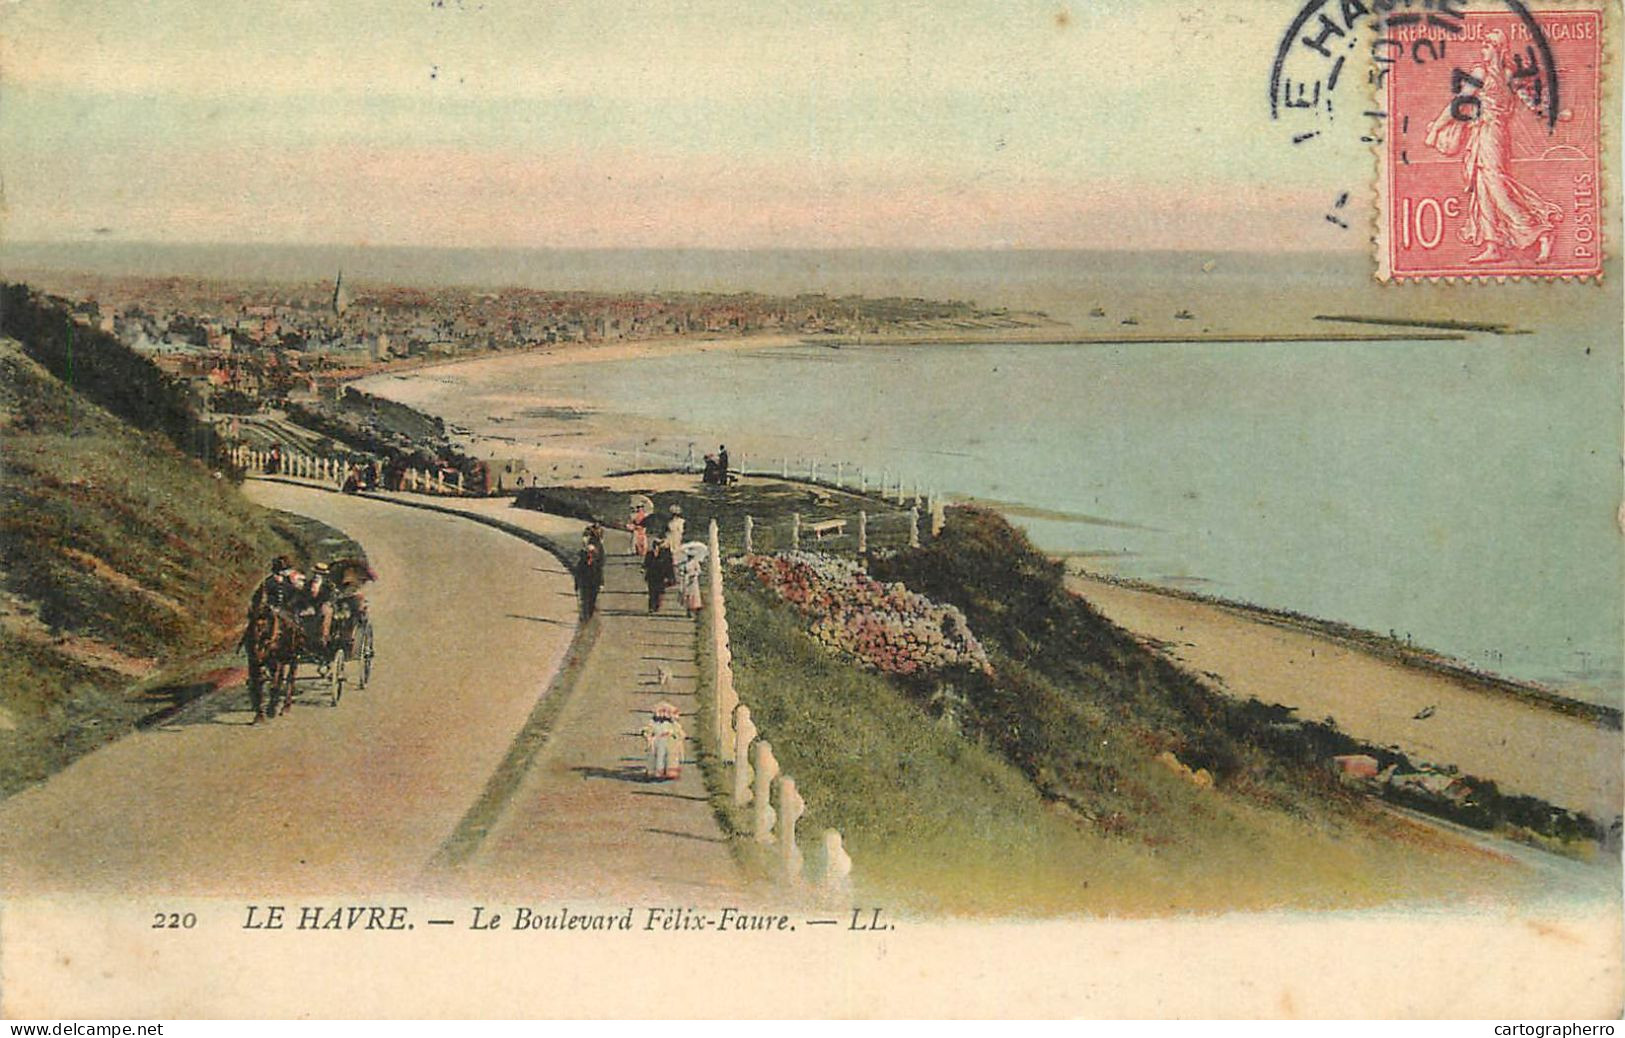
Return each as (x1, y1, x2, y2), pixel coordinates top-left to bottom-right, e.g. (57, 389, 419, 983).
(1424, 28, 1568, 265)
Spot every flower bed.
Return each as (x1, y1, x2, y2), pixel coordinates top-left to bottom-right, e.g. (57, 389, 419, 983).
(744, 551, 991, 676)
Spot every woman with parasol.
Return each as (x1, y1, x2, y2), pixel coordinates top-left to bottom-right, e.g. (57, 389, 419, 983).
(677, 541, 708, 618)
(626, 494, 654, 557)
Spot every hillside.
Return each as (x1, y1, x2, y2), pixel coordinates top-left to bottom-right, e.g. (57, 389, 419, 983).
(716, 508, 1585, 912)
(0, 337, 304, 795)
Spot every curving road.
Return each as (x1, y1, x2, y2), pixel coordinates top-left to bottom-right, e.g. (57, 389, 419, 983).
(0, 483, 578, 895)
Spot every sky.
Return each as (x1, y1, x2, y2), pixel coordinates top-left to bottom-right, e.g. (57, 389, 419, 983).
(0, 0, 1373, 250)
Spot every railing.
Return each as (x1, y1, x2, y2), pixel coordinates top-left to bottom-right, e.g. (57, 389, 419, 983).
(602, 441, 944, 510)
(705, 516, 896, 894)
(229, 445, 477, 497)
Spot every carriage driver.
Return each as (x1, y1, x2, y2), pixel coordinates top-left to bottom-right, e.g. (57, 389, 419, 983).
(250, 556, 299, 615)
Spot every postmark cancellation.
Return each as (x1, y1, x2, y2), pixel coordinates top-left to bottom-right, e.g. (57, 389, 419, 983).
(1375, 1, 1607, 281)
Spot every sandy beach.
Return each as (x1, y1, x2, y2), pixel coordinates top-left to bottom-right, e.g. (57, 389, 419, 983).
(349, 321, 1468, 485)
(1068, 573, 1623, 824)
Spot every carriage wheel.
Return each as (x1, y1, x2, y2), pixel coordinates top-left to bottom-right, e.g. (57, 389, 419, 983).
(329, 647, 346, 706)
(357, 621, 374, 689)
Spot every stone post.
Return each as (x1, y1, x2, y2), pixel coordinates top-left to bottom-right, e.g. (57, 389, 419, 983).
(456, 471, 465, 495)
(908, 507, 920, 548)
(732, 705, 758, 807)
(931, 496, 946, 538)
(753, 742, 780, 842)
(708, 519, 734, 762)
(781, 457, 789, 479)
(743, 514, 754, 554)
(435, 470, 446, 494)
(858, 511, 867, 554)
(791, 513, 800, 550)
(819, 830, 853, 892)
(778, 776, 806, 879)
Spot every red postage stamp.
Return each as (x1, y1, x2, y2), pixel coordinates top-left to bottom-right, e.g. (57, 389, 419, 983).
(1378, 3, 1605, 281)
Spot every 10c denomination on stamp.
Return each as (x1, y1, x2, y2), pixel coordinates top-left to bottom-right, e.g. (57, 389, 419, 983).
(1379, 2, 1605, 281)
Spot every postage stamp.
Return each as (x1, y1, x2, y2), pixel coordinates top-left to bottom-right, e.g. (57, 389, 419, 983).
(1377, 2, 1606, 281)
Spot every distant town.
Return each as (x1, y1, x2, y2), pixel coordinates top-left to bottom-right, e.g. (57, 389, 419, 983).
(14, 270, 1046, 408)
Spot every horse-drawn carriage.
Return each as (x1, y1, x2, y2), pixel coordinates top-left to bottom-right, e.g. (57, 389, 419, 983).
(244, 558, 376, 721)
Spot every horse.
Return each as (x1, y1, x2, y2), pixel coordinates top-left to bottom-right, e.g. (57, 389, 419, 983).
(244, 605, 305, 721)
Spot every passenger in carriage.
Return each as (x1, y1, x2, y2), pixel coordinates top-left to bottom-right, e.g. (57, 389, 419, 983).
(299, 561, 337, 647)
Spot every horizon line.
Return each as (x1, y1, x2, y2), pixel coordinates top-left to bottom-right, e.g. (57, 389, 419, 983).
(3, 239, 1364, 257)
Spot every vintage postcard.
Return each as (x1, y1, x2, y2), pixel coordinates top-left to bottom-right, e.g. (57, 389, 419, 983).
(0, 0, 1620, 1021)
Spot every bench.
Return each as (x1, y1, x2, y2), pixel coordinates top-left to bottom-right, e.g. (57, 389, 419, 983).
(808, 518, 847, 541)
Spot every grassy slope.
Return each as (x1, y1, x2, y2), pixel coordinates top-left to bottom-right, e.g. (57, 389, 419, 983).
(0, 338, 299, 795)
(719, 510, 1534, 915)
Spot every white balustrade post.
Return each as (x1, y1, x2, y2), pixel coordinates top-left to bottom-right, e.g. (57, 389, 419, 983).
(819, 830, 853, 893)
(686, 443, 695, 472)
(791, 513, 801, 550)
(931, 495, 946, 537)
(835, 461, 843, 487)
(778, 777, 806, 879)
(753, 742, 780, 842)
(908, 507, 920, 548)
(858, 511, 868, 554)
(859, 468, 867, 493)
(744, 514, 754, 554)
(732, 706, 757, 806)
(435, 470, 446, 494)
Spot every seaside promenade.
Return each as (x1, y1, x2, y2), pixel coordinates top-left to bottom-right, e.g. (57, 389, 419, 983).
(366, 493, 744, 899)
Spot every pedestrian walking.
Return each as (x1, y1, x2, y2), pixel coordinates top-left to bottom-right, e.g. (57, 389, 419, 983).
(640, 702, 686, 780)
(679, 552, 704, 617)
(643, 539, 675, 613)
(574, 524, 606, 619)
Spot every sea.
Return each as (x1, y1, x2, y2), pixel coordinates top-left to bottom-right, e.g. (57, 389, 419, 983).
(7, 241, 1621, 702)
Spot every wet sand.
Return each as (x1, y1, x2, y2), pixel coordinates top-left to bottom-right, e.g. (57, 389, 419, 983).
(1068, 573, 1623, 823)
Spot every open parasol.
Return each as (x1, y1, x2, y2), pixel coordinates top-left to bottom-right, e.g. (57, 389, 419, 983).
(679, 541, 709, 564)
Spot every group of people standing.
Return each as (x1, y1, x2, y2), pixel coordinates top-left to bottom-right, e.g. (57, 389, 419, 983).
(571, 498, 705, 621)
(701, 444, 732, 486)
(631, 501, 704, 617)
